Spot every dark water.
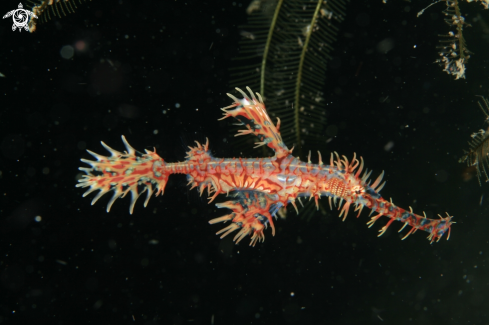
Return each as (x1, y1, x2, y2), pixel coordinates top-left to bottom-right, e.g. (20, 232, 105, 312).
(1, 0, 488, 324)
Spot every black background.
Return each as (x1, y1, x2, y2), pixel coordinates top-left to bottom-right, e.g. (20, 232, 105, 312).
(1, 0, 488, 324)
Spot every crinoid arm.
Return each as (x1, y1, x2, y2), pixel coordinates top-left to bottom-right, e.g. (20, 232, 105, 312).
(415, 0, 472, 79)
(27, 0, 92, 32)
(435, 0, 472, 80)
(209, 191, 282, 246)
(219, 87, 291, 158)
(229, 0, 349, 159)
(76, 136, 169, 214)
(460, 97, 489, 184)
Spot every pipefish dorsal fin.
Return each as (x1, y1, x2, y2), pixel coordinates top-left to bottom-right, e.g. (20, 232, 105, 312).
(27, 0, 93, 32)
(229, 0, 349, 159)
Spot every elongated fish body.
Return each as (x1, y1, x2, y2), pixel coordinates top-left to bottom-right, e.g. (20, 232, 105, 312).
(77, 87, 453, 246)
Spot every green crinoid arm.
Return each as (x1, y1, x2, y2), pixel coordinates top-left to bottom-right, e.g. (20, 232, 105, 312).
(229, 0, 349, 159)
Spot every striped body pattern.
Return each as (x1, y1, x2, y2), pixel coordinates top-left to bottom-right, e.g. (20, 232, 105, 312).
(77, 87, 453, 245)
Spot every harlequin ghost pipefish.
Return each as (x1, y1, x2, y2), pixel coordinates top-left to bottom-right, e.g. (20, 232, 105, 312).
(77, 87, 453, 245)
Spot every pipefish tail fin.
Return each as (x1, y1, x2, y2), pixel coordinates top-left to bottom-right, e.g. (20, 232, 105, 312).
(460, 97, 489, 184)
(27, 0, 93, 32)
(229, 0, 349, 159)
